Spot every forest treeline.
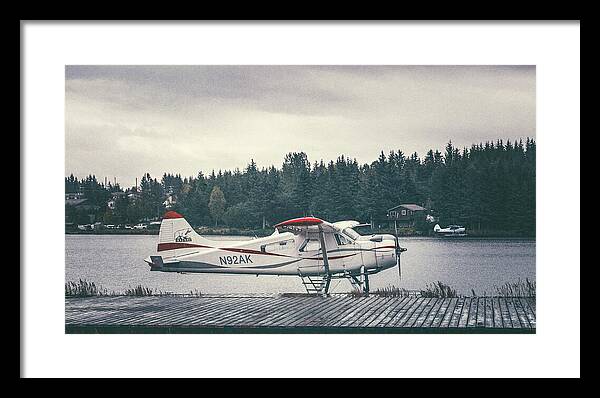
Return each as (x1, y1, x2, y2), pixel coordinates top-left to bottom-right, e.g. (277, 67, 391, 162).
(65, 138, 536, 236)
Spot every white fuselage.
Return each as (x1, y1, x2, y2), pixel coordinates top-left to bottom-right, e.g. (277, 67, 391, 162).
(145, 231, 398, 276)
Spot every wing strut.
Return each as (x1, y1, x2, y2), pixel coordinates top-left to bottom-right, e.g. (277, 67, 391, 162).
(317, 225, 331, 296)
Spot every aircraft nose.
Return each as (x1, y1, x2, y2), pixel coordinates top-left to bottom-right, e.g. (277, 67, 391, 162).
(383, 235, 406, 256)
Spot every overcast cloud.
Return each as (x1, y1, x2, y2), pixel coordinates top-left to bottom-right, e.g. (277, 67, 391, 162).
(65, 65, 535, 187)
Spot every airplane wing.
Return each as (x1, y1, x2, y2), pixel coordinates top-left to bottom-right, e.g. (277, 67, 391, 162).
(274, 217, 337, 234)
(332, 220, 361, 230)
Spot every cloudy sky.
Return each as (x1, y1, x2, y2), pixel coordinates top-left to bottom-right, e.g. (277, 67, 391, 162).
(65, 65, 535, 187)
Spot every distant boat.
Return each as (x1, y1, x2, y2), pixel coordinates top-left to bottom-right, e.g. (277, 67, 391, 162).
(433, 224, 467, 237)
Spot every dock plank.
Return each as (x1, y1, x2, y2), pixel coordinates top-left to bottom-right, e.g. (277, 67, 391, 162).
(520, 297, 536, 329)
(513, 297, 531, 329)
(258, 297, 328, 326)
(458, 298, 472, 328)
(223, 297, 288, 326)
(285, 296, 340, 327)
(217, 296, 298, 327)
(151, 297, 236, 326)
(358, 297, 397, 327)
(526, 297, 536, 316)
(449, 298, 466, 328)
(505, 298, 522, 328)
(492, 297, 504, 328)
(368, 297, 409, 327)
(154, 296, 247, 326)
(340, 296, 381, 327)
(328, 297, 373, 327)
(413, 298, 437, 328)
(394, 298, 427, 327)
(209, 296, 283, 327)
(421, 297, 445, 328)
(439, 298, 458, 328)
(281, 297, 340, 327)
(499, 298, 513, 328)
(429, 298, 450, 328)
(300, 296, 353, 327)
(377, 297, 418, 327)
(375, 297, 413, 327)
(467, 297, 479, 328)
(484, 298, 494, 328)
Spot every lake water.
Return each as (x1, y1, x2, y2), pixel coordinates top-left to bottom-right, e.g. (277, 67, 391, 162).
(65, 235, 535, 295)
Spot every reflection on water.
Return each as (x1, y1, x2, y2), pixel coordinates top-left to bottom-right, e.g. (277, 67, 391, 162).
(65, 235, 535, 295)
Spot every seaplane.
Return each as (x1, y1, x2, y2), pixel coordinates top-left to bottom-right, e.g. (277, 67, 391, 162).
(144, 211, 407, 295)
(433, 224, 467, 237)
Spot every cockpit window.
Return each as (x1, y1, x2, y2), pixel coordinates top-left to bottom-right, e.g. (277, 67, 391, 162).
(342, 227, 360, 241)
(334, 233, 351, 245)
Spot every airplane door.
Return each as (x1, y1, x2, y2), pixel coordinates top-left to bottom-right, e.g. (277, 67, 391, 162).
(334, 232, 361, 273)
(297, 234, 325, 275)
(324, 233, 342, 273)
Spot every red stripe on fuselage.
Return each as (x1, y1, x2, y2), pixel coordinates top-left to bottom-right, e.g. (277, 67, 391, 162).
(157, 243, 289, 257)
(218, 247, 290, 257)
(157, 242, 211, 251)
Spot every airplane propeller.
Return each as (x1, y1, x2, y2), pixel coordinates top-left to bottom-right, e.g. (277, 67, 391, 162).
(394, 220, 406, 282)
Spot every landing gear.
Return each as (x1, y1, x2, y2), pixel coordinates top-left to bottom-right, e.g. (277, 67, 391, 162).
(299, 268, 371, 296)
(298, 272, 331, 296)
(348, 266, 370, 295)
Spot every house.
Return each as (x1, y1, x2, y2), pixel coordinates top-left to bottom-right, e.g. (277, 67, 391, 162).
(107, 191, 127, 209)
(387, 204, 428, 227)
(163, 193, 177, 209)
(127, 189, 141, 202)
(65, 192, 88, 208)
(65, 192, 84, 201)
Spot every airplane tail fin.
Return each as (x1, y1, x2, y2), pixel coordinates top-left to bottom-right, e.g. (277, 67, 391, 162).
(433, 224, 441, 232)
(157, 211, 213, 252)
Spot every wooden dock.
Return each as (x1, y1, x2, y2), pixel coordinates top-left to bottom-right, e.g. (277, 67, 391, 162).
(65, 295, 536, 333)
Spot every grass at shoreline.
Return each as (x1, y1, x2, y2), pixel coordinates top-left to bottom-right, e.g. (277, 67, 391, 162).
(65, 279, 202, 297)
(66, 279, 535, 299)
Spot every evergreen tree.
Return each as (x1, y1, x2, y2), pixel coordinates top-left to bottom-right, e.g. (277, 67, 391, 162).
(208, 186, 227, 227)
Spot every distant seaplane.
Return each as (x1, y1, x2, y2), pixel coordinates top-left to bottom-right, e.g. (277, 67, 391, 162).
(144, 211, 406, 294)
(433, 224, 467, 237)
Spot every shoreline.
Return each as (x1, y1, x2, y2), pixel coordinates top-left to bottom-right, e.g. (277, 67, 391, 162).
(65, 229, 535, 239)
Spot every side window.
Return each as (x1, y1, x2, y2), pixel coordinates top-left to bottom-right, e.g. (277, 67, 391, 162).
(299, 239, 321, 252)
(262, 239, 294, 253)
(336, 234, 350, 245)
